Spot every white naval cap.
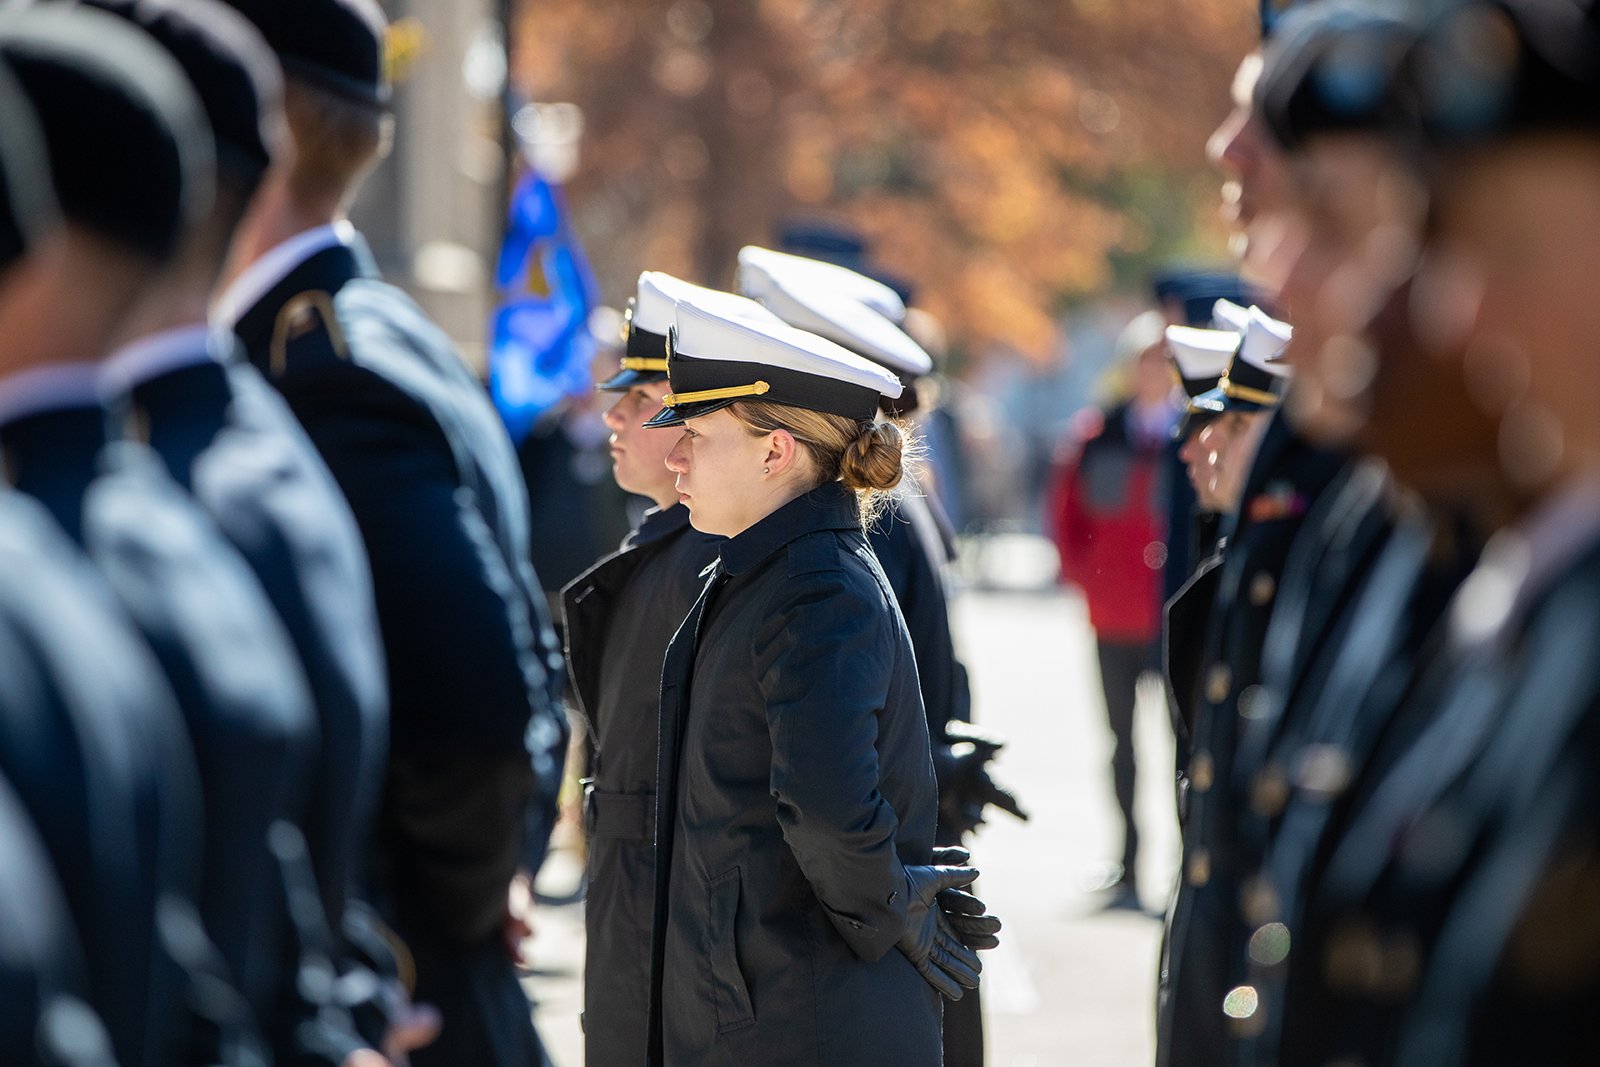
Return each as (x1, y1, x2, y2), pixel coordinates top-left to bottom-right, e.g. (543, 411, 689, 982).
(642, 294, 903, 429)
(737, 245, 907, 324)
(1212, 298, 1251, 333)
(606, 271, 781, 391)
(1165, 324, 1240, 399)
(736, 252, 932, 380)
(1241, 305, 1293, 367)
(1191, 306, 1293, 415)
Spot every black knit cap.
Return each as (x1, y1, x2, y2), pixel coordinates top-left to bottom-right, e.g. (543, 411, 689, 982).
(216, 0, 389, 107)
(0, 4, 212, 262)
(80, 0, 282, 191)
(1257, 0, 1427, 154)
(0, 59, 56, 273)
(1413, 0, 1600, 142)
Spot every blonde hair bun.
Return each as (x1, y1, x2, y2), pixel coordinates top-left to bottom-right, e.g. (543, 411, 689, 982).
(839, 419, 904, 493)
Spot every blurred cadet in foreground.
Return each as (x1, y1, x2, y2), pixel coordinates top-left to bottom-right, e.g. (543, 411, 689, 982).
(1245, 2, 1600, 1065)
(212, 0, 568, 1062)
(0, 7, 305, 1066)
(0, 29, 168, 1067)
(82, 0, 406, 1060)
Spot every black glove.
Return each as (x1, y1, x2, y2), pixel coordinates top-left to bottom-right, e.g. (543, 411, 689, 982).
(929, 846, 1002, 951)
(896, 860, 984, 1000)
(935, 731, 1029, 839)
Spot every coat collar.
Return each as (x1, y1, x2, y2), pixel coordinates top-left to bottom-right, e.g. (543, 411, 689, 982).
(626, 501, 697, 551)
(720, 480, 860, 576)
(227, 231, 378, 357)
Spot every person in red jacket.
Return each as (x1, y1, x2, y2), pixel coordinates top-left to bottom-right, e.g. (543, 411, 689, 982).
(1048, 310, 1180, 909)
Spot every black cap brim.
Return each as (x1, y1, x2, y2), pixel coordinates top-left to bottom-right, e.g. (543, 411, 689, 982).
(641, 397, 738, 429)
(1175, 407, 1221, 440)
(597, 367, 669, 393)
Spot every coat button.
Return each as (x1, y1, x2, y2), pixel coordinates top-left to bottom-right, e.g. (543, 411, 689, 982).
(1187, 849, 1211, 887)
(1252, 767, 1289, 817)
(1205, 663, 1232, 704)
(1249, 571, 1276, 606)
(1238, 874, 1280, 928)
(1294, 744, 1352, 798)
(1189, 751, 1215, 793)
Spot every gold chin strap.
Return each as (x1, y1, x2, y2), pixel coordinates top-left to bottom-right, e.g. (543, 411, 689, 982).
(660, 380, 771, 406)
(620, 357, 669, 372)
(1219, 376, 1281, 408)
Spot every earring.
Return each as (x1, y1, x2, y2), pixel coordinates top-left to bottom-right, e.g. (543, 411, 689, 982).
(763, 466, 771, 474)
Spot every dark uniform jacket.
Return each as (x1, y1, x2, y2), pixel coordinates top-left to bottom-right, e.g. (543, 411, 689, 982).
(229, 231, 567, 1067)
(561, 502, 721, 1066)
(0, 399, 342, 1064)
(0, 770, 106, 1067)
(1279, 521, 1597, 1067)
(1239, 508, 1469, 1067)
(649, 482, 942, 1066)
(117, 335, 389, 949)
(867, 488, 966, 738)
(0, 484, 231, 1067)
(1157, 413, 1345, 1067)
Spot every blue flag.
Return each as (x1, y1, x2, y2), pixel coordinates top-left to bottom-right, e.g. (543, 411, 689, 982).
(488, 170, 600, 444)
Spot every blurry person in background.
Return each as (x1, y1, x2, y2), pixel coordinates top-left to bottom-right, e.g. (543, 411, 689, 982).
(1047, 310, 1179, 910)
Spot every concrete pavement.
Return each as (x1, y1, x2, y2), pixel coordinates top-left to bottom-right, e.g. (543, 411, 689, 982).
(524, 585, 1181, 1066)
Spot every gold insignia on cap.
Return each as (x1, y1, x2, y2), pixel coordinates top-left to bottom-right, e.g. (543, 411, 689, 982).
(620, 358, 668, 372)
(661, 381, 772, 406)
(620, 299, 636, 343)
(1218, 376, 1281, 407)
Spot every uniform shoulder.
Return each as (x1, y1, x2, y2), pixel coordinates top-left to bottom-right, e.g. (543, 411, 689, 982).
(785, 527, 853, 580)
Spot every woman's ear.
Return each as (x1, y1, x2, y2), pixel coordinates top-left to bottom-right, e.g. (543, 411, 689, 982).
(764, 428, 799, 477)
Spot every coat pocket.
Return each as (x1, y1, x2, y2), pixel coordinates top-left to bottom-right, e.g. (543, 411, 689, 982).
(706, 867, 756, 1034)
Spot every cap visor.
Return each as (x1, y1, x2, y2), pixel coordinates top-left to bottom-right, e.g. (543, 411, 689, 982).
(640, 397, 739, 429)
(1174, 408, 1220, 440)
(597, 367, 668, 393)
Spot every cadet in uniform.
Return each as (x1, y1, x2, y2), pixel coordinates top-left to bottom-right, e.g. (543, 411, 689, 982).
(214, 1, 568, 1062)
(1157, 305, 1350, 1067)
(0, 9, 354, 1065)
(738, 246, 1024, 1065)
(82, 1, 399, 1056)
(0, 49, 195, 1067)
(645, 297, 999, 1065)
(1162, 321, 1238, 772)
(561, 271, 771, 1066)
(1258, 3, 1600, 1064)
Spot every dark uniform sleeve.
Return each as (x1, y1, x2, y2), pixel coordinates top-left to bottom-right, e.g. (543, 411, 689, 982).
(288, 372, 538, 944)
(753, 571, 912, 962)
